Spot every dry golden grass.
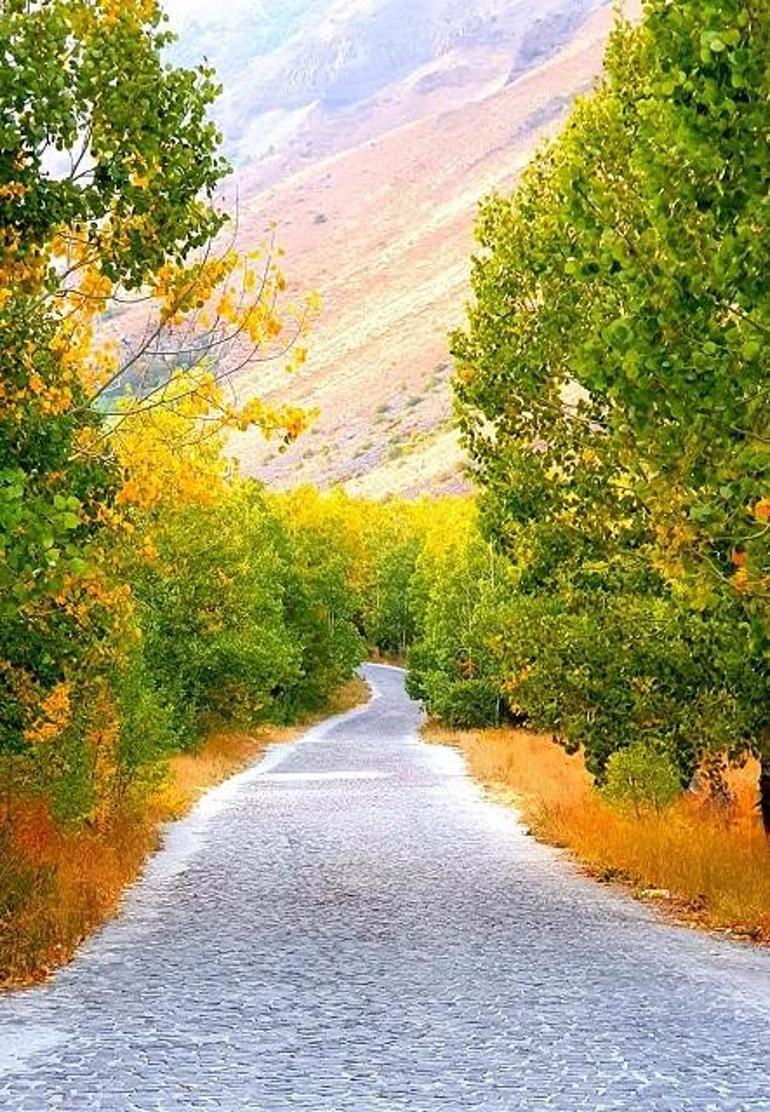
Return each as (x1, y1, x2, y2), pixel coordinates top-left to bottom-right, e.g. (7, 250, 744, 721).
(427, 722, 770, 943)
(0, 677, 369, 989)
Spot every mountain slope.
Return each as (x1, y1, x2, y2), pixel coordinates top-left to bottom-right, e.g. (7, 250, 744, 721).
(172, 0, 606, 165)
(166, 1, 636, 496)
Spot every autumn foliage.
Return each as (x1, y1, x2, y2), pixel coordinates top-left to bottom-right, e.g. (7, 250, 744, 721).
(0, 0, 348, 983)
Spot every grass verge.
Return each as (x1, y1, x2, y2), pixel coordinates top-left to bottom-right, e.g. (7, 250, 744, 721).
(426, 721, 770, 944)
(0, 676, 369, 990)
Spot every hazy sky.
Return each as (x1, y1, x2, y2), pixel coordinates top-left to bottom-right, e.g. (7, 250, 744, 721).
(162, 0, 264, 27)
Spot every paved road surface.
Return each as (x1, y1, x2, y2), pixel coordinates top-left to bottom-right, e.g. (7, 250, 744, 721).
(1, 664, 769, 1110)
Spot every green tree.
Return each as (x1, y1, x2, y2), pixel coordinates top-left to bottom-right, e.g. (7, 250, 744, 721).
(273, 489, 366, 713)
(130, 488, 303, 743)
(407, 524, 514, 728)
(452, 0, 770, 818)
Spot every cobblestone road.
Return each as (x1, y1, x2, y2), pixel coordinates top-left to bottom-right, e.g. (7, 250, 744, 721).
(1, 664, 769, 1111)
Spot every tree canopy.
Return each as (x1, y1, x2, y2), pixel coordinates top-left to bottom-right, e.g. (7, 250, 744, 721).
(448, 0, 769, 802)
(0, 1, 318, 808)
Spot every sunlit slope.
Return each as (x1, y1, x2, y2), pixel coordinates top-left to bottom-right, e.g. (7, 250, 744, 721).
(229, 3, 625, 496)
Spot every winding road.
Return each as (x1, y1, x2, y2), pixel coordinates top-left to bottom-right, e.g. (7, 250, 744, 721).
(1, 664, 770, 1110)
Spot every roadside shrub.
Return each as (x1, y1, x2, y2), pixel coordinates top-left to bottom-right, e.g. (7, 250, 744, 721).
(420, 673, 503, 729)
(502, 589, 766, 785)
(602, 742, 682, 816)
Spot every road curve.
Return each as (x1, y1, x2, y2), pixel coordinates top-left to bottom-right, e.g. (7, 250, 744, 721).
(1, 663, 769, 1110)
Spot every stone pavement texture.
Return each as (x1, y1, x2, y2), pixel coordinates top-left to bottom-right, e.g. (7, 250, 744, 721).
(1, 664, 769, 1111)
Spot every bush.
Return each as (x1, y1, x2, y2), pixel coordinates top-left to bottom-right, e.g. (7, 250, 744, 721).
(421, 674, 503, 729)
(602, 742, 682, 816)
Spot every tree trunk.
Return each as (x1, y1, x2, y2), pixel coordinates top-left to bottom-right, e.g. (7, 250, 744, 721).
(759, 751, 770, 835)
(756, 756, 770, 836)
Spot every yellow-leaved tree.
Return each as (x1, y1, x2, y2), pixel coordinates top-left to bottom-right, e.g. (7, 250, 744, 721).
(0, 0, 313, 821)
